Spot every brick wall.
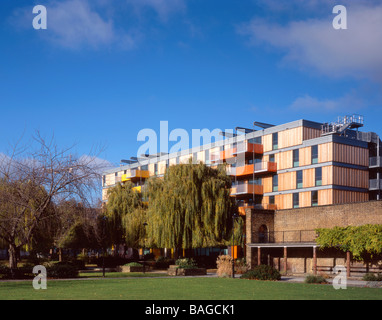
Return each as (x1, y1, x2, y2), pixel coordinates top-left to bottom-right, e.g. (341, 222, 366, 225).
(274, 200, 382, 232)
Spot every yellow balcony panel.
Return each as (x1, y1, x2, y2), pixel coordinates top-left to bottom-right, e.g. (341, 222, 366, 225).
(121, 170, 150, 182)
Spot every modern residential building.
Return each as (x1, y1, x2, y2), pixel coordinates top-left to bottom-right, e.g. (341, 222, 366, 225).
(102, 115, 382, 274)
(102, 114, 382, 211)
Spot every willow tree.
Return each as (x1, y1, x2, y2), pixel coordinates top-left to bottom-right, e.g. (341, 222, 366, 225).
(105, 182, 147, 249)
(146, 162, 237, 254)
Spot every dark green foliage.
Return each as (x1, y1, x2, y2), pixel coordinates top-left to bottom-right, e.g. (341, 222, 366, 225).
(362, 273, 382, 282)
(47, 263, 79, 279)
(155, 256, 175, 269)
(147, 162, 237, 250)
(124, 262, 143, 267)
(175, 258, 198, 269)
(316, 225, 382, 261)
(240, 265, 281, 281)
(304, 275, 327, 284)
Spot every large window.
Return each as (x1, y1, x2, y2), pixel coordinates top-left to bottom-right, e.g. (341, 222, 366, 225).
(311, 190, 318, 206)
(296, 170, 303, 189)
(311, 145, 319, 164)
(272, 175, 278, 192)
(272, 133, 278, 150)
(293, 193, 299, 208)
(293, 149, 300, 167)
(315, 167, 322, 186)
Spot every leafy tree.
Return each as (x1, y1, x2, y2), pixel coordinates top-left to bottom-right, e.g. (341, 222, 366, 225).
(146, 162, 237, 252)
(316, 224, 382, 261)
(105, 182, 147, 249)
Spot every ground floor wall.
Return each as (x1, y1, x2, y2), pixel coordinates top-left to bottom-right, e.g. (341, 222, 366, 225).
(246, 200, 382, 276)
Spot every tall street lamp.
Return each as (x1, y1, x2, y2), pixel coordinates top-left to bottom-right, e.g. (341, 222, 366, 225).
(232, 213, 239, 279)
(143, 222, 148, 274)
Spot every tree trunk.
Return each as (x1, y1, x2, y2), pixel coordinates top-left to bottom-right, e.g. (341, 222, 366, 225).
(8, 243, 17, 271)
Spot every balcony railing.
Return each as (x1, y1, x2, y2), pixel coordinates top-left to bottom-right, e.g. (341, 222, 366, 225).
(231, 183, 263, 196)
(252, 230, 317, 244)
(370, 157, 382, 168)
(234, 141, 263, 155)
(369, 179, 382, 190)
(227, 162, 277, 177)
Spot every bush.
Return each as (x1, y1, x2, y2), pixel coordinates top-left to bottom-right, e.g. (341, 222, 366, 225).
(0, 265, 11, 279)
(241, 265, 281, 281)
(363, 273, 382, 282)
(175, 258, 198, 269)
(216, 255, 249, 278)
(304, 275, 327, 284)
(155, 256, 175, 269)
(47, 263, 78, 279)
(123, 262, 143, 267)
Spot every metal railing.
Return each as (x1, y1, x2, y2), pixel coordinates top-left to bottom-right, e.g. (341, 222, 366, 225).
(369, 179, 382, 190)
(370, 157, 382, 168)
(252, 230, 317, 244)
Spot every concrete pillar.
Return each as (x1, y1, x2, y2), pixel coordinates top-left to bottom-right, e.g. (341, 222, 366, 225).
(283, 246, 287, 275)
(313, 246, 317, 275)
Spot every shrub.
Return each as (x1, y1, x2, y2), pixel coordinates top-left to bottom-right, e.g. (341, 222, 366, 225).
(123, 262, 143, 267)
(363, 273, 382, 282)
(47, 263, 78, 279)
(175, 258, 198, 269)
(216, 255, 249, 278)
(304, 275, 327, 284)
(0, 265, 11, 279)
(241, 265, 281, 281)
(155, 256, 175, 269)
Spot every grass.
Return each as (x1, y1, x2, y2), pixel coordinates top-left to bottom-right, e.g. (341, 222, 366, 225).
(0, 277, 381, 300)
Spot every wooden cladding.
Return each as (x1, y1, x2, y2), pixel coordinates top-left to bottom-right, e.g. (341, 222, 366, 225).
(265, 189, 368, 210)
(278, 127, 303, 149)
(333, 143, 369, 167)
(333, 167, 369, 189)
(303, 127, 321, 141)
(333, 190, 369, 204)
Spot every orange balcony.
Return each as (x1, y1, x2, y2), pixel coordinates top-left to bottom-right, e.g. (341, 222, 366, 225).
(231, 183, 263, 197)
(227, 162, 277, 177)
(234, 141, 263, 156)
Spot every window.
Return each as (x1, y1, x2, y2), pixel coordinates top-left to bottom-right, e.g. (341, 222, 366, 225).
(272, 133, 278, 150)
(293, 149, 299, 167)
(272, 175, 278, 192)
(176, 157, 180, 165)
(312, 191, 318, 206)
(269, 154, 275, 163)
(296, 170, 303, 189)
(249, 137, 262, 144)
(315, 167, 322, 186)
(205, 150, 210, 165)
(311, 145, 318, 164)
(293, 193, 299, 208)
(269, 196, 275, 205)
(249, 178, 262, 185)
(103, 175, 106, 186)
(193, 152, 198, 164)
(154, 163, 158, 175)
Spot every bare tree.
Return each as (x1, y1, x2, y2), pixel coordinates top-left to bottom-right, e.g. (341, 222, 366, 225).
(0, 132, 108, 271)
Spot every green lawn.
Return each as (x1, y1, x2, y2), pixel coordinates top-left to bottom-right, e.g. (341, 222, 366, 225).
(0, 277, 381, 300)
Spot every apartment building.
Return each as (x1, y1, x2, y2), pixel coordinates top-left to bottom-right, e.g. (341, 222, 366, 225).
(102, 115, 382, 212)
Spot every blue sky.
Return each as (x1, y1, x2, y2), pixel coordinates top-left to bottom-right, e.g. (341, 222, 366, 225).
(0, 0, 381, 166)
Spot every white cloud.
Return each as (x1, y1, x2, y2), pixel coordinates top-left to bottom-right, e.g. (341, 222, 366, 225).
(289, 93, 367, 114)
(13, 0, 140, 50)
(239, 2, 382, 83)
